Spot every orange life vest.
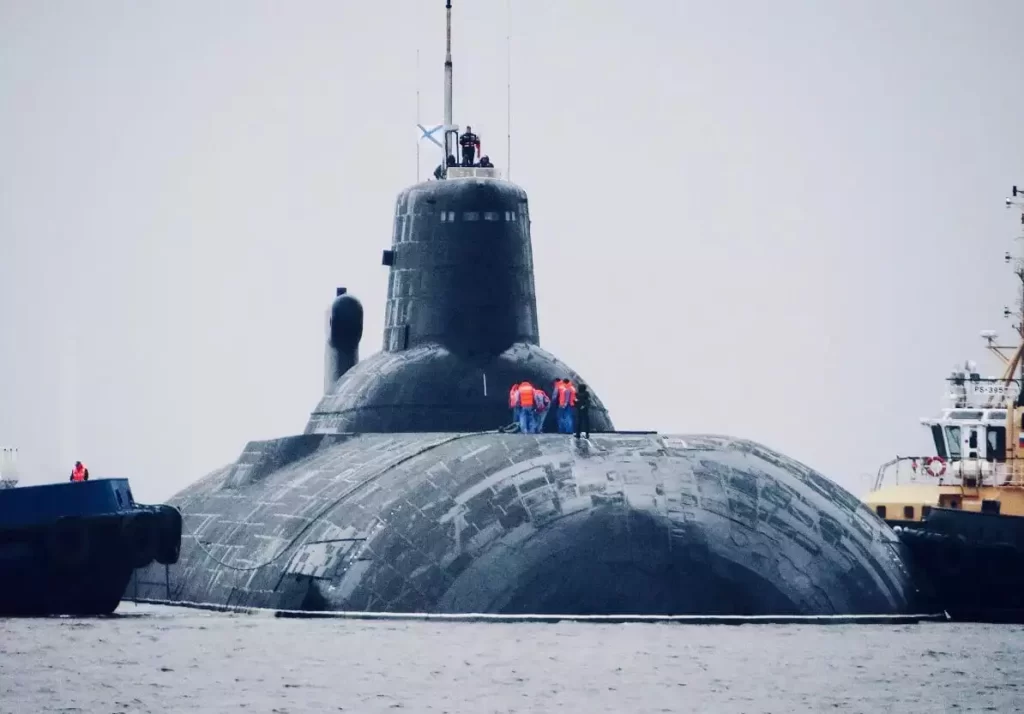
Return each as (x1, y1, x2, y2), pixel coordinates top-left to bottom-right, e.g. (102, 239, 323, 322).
(565, 382, 577, 406)
(518, 383, 535, 407)
(71, 464, 87, 482)
(556, 382, 568, 407)
(509, 385, 519, 408)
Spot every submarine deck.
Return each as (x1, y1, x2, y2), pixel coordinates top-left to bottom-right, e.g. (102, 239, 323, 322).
(131, 431, 917, 616)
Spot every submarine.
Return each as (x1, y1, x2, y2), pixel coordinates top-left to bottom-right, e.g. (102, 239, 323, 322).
(131, 1, 919, 617)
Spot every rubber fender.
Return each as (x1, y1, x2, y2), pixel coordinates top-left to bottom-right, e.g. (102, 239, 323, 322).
(154, 505, 183, 565)
(44, 516, 91, 572)
(120, 511, 158, 569)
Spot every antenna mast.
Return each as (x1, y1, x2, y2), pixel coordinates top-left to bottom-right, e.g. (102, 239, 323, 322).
(506, 0, 511, 179)
(1016, 187, 1024, 386)
(443, 0, 454, 163)
(416, 48, 421, 182)
(1001, 186, 1024, 386)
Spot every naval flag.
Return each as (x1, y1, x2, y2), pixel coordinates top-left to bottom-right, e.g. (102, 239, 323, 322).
(417, 123, 445, 150)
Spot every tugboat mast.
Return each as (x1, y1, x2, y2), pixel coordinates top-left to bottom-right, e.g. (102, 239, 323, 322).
(1015, 185, 1024, 385)
(994, 185, 1024, 391)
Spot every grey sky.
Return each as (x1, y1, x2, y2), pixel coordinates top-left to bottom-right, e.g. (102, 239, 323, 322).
(2, 0, 1023, 503)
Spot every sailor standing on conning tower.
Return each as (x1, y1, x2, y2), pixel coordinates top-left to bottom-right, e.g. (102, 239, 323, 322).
(459, 126, 480, 166)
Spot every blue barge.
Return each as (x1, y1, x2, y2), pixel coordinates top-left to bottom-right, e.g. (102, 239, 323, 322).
(0, 478, 182, 616)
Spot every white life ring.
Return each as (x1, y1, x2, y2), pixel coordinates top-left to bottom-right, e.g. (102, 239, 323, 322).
(925, 456, 947, 477)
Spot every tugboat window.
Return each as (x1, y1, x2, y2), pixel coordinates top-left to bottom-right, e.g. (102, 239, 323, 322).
(903, 505, 914, 519)
(484, 211, 499, 221)
(969, 430, 978, 449)
(945, 426, 962, 459)
(875, 505, 887, 518)
(930, 425, 948, 459)
(987, 426, 1006, 462)
(464, 212, 480, 221)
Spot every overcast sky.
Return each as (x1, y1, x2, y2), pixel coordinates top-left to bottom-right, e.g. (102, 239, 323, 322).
(2, 0, 1023, 503)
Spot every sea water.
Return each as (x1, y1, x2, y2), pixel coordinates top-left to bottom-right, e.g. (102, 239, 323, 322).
(1, 604, 1022, 713)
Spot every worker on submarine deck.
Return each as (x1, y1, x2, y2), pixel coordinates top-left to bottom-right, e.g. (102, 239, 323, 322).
(508, 379, 582, 435)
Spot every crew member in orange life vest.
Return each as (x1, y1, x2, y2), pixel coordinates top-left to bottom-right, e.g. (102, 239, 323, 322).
(509, 383, 521, 425)
(552, 380, 565, 432)
(516, 381, 536, 433)
(70, 461, 89, 482)
(555, 379, 576, 433)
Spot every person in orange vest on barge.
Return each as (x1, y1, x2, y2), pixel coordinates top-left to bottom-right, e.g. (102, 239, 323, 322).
(69, 461, 89, 482)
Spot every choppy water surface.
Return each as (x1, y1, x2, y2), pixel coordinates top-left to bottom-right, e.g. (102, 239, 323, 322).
(1, 604, 1022, 713)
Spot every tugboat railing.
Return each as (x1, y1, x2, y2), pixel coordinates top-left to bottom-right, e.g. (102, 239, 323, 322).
(874, 455, 1024, 490)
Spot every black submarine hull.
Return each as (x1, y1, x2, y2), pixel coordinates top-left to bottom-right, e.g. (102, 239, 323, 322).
(132, 433, 916, 615)
(133, 6, 921, 617)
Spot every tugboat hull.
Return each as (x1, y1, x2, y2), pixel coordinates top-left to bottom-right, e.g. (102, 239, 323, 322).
(0, 479, 183, 616)
(894, 508, 1024, 622)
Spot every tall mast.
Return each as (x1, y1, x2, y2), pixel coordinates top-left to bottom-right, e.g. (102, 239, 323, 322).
(443, 0, 454, 161)
(1017, 194, 1024, 385)
(993, 185, 1024, 399)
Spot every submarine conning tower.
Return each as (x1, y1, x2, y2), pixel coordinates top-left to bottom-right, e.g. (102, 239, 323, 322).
(384, 174, 536, 357)
(304, 0, 612, 435)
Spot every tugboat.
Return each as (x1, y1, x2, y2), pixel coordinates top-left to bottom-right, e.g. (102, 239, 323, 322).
(0, 448, 183, 616)
(863, 187, 1024, 622)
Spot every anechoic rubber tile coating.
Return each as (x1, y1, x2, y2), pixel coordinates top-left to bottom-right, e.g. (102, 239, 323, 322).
(133, 432, 917, 616)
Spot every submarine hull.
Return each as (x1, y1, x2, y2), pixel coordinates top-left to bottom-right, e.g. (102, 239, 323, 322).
(133, 433, 916, 615)
(309, 341, 612, 435)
